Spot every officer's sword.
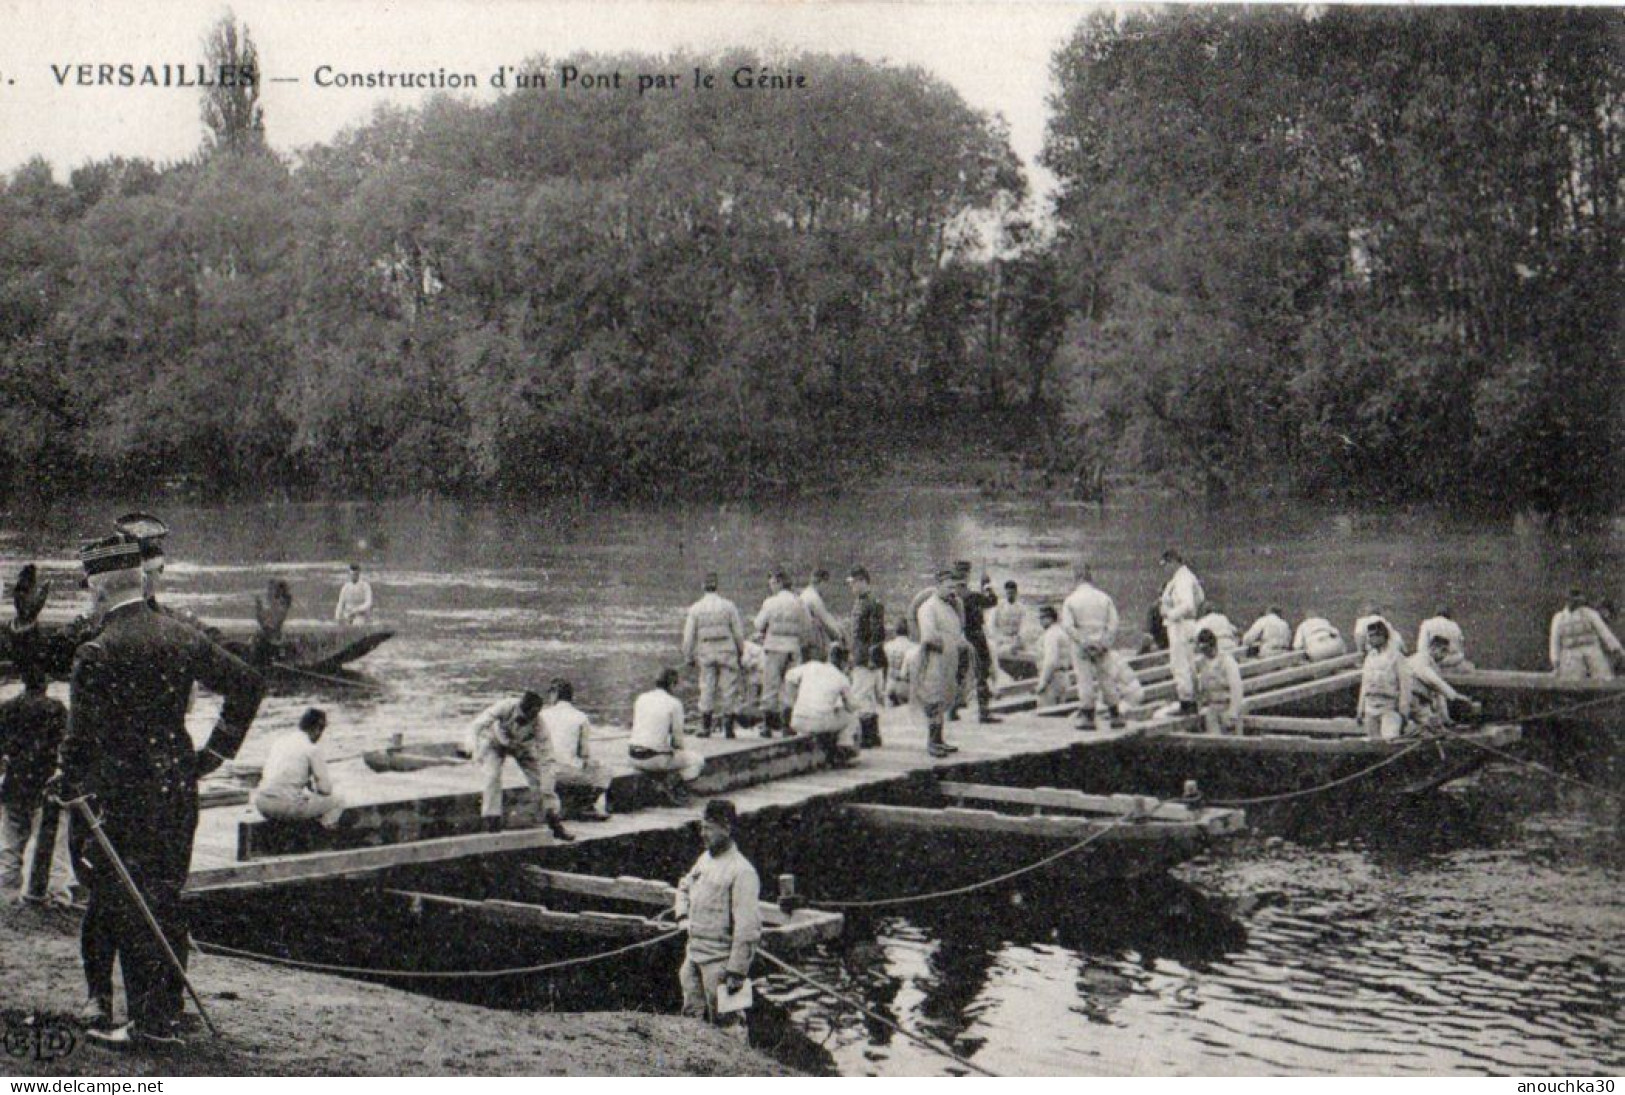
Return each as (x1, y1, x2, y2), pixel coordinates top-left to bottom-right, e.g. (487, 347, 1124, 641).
(61, 796, 220, 1038)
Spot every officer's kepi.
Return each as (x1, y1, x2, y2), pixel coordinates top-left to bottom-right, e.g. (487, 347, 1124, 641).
(78, 534, 142, 578)
(116, 512, 170, 573)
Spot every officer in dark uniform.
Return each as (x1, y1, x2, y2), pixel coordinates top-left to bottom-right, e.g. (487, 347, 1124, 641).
(952, 562, 1001, 725)
(53, 533, 264, 1049)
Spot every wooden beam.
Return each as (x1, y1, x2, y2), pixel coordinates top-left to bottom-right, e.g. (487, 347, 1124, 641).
(1242, 669, 1364, 713)
(936, 781, 1199, 820)
(388, 888, 844, 948)
(847, 803, 1212, 842)
(522, 867, 675, 908)
(1242, 716, 1365, 737)
(188, 827, 573, 894)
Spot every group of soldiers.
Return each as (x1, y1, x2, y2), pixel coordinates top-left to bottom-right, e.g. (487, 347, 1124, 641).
(679, 561, 1007, 762)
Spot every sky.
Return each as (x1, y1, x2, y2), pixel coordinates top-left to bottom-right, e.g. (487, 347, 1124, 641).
(0, 0, 1102, 199)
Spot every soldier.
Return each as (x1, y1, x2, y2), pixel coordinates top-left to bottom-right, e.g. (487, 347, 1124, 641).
(1061, 563, 1122, 732)
(53, 533, 265, 1049)
(1158, 549, 1205, 714)
(953, 563, 1001, 725)
(843, 567, 887, 748)
(682, 573, 746, 740)
(753, 571, 812, 738)
(465, 691, 574, 841)
(915, 569, 965, 759)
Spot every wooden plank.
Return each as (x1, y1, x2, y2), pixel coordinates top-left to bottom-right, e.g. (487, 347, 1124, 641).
(847, 803, 1207, 842)
(1242, 715, 1366, 737)
(936, 781, 1199, 821)
(188, 827, 575, 894)
(1030, 652, 1338, 719)
(1444, 669, 1623, 693)
(389, 888, 844, 948)
(1242, 669, 1364, 712)
(523, 867, 676, 907)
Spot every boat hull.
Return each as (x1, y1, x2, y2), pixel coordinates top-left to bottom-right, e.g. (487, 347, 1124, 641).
(1073, 724, 1522, 801)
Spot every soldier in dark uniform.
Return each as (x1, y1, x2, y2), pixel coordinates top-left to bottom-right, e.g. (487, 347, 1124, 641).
(53, 534, 264, 1049)
(952, 562, 1001, 725)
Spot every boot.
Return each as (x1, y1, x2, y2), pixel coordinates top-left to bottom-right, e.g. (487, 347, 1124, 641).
(978, 710, 1002, 725)
(585, 792, 612, 822)
(859, 714, 882, 749)
(1178, 699, 1198, 716)
(696, 713, 714, 738)
(927, 720, 951, 758)
(546, 811, 576, 843)
(761, 710, 779, 739)
(79, 993, 113, 1031)
(722, 715, 737, 740)
(1108, 704, 1126, 729)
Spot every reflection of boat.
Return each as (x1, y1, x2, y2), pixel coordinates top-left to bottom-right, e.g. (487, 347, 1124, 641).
(1092, 717, 1523, 800)
(846, 780, 1245, 879)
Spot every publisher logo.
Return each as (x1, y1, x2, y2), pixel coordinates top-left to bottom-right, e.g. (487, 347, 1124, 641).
(2, 1011, 79, 1062)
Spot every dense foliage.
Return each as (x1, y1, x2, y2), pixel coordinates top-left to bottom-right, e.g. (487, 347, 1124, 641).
(0, 9, 1617, 511)
(1042, 7, 1621, 511)
(0, 48, 1024, 500)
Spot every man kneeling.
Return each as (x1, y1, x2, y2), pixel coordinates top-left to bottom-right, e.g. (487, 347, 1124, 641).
(254, 708, 346, 827)
(783, 645, 860, 766)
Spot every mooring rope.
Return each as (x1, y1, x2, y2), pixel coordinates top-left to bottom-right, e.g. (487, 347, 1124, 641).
(193, 928, 683, 980)
(757, 950, 1000, 1077)
(1427, 723, 1624, 803)
(817, 806, 1153, 909)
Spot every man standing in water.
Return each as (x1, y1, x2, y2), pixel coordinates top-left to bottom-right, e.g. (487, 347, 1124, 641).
(1159, 549, 1205, 714)
(334, 563, 373, 625)
(1549, 589, 1624, 680)
(673, 798, 761, 1040)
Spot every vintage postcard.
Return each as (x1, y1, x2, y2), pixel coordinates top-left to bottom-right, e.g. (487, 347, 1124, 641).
(0, 0, 1618, 1082)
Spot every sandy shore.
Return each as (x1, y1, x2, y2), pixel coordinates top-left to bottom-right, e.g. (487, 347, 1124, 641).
(0, 902, 791, 1076)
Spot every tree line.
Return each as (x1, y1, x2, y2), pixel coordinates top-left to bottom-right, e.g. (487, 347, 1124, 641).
(0, 8, 1616, 511)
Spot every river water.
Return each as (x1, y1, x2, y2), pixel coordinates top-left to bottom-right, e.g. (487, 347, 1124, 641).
(1, 490, 1619, 1075)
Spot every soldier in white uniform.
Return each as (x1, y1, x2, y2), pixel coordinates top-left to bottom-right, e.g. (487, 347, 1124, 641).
(1159, 549, 1205, 712)
(683, 573, 746, 739)
(1549, 590, 1624, 680)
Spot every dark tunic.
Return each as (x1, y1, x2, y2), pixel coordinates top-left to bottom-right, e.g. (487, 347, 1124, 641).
(58, 599, 263, 1033)
(848, 592, 888, 671)
(0, 690, 67, 810)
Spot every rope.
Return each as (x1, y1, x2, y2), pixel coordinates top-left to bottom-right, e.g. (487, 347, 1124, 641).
(1511, 689, 1625, 726)
(758, 950, 1000, 1077)
(1427, 723, 1624, 803)
(193, 928, 683, 980)
(1206, 739, 1437, 807)
(818, 807, 1150, 909)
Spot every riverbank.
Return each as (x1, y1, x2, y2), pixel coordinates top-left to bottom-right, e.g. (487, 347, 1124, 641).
(0, 903, 790, 1077)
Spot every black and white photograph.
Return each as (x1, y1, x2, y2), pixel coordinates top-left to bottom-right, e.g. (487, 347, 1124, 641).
(0, 0, 1618, 1080)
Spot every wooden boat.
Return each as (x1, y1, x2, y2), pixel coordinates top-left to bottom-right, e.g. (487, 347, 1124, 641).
(216, 620, 394, 671)
(3, 617, 392, 675)
(388, 866, 843, 950)
(1442, 669, 1625, 736)
(1085, 716, 1524, 801)
(845, 780, 1246, 879)
(363, 740, 467, 773)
